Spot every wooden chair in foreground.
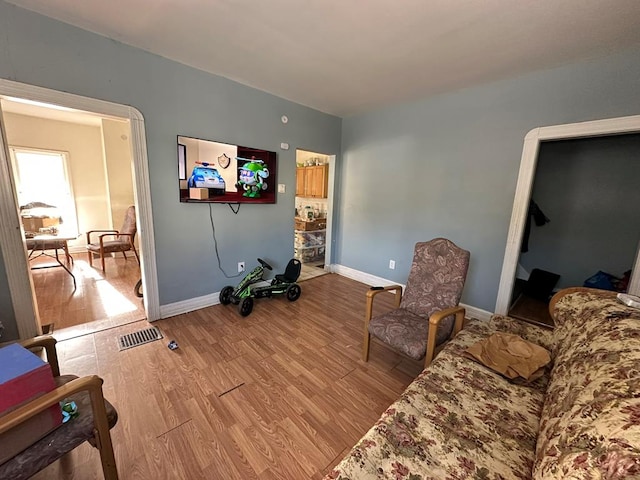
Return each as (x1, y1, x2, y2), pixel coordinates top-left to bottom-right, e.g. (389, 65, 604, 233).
(86, 205, 140, 273)
(0, 335, 119, 480)
(363, 238, 470, 369)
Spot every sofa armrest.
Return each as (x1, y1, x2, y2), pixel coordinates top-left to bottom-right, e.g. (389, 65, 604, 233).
(548, 287, 617, 321)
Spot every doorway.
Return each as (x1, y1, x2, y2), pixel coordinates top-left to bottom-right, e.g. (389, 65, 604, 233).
(2, 99, 147, 337)
(496, 115, 640, 318)
(507, 134, 640, 327)
(295, 149, 332, 281)
(0, 78, 159, 340)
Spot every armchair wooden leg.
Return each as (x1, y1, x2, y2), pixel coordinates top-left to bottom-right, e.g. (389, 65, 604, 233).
(424, 327, 438, 369)
(100, 250, 106, 273)
(97, 429, 118, 480)
(131, 244, 140, 265)
(363, 295, 375, 362)
(88, 251, 93, 266)
(363, 329, 371, 362)
(89, 382, 119, 480)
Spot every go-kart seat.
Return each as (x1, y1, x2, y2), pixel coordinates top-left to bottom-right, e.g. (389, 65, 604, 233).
(275, 259, 302, 283)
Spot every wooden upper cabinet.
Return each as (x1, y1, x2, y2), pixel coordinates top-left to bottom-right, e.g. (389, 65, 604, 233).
(296, 167, 306, 196)
(296, 164, 328, 198)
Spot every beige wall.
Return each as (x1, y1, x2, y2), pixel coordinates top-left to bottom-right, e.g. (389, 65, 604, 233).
(102, 118, 135, 236)
(3, 112, 133, 250)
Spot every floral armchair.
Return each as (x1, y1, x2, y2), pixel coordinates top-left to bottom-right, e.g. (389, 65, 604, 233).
(363, 238, 470, 368)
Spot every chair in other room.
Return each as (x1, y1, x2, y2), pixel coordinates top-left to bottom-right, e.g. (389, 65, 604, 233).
(86, 205, 140, 273)
(363, 238, 470, 369)
(0, 335, 119, 480)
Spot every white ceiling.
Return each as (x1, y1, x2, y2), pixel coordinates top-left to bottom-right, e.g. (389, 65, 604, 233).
(6, 0, 640, 117)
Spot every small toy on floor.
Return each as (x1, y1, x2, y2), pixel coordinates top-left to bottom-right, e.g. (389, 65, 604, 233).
(167, 340, 179, 350)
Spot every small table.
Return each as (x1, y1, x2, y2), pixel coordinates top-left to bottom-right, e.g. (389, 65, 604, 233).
(26, 233, 78, 289)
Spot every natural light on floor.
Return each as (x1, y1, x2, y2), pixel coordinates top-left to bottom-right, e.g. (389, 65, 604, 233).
(75, 260, 138, 316)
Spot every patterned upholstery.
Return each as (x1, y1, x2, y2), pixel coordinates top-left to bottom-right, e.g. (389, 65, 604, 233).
(368, 238, 470, 360)
(0, 375, 118, 480)
(328, 290, 640, 480)
(534, 291, 640, 479)
(327, 316, 550, 479)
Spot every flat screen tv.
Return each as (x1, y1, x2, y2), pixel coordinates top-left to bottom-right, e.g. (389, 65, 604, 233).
(178, 135, 277, 204)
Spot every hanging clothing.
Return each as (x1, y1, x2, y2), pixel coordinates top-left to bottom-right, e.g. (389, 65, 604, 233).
(521, 200, 550, 253)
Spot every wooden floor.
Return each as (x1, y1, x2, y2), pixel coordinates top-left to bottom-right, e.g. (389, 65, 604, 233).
(30, 251, 145, 338)
(508, 293, 554, 328)
(299, 260, 329, 282)
(32, 274, 422, 480)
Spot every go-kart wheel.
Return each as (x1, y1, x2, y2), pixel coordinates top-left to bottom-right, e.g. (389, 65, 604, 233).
(239, 297, 254, 316)
(286, 284, 301, 301)
(220, 286, 234, 305)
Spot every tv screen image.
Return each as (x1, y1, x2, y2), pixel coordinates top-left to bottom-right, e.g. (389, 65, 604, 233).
(177, 135, 277, 204)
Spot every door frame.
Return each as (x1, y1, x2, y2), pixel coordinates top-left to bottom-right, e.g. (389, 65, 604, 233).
(0, 78, 160, 338)
(495, 114, 640, 315)
(293, 151, 336, 270)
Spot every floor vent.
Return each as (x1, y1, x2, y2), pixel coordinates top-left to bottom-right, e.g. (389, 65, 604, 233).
(118, 327, 163, 351)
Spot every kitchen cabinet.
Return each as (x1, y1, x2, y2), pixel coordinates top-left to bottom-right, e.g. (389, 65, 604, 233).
(296, 164, 328, 198)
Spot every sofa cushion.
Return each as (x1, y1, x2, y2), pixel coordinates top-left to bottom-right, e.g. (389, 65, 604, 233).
(534, 290, 640, 479)
(327, 316, 551, 479)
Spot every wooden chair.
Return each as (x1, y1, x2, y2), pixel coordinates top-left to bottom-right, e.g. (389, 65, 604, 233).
(86, 205, 139, 273)
(0, 335, 119, 480)
(363, 238, 470, 369)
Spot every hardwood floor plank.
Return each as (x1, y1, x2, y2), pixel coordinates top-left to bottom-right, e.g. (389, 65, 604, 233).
(31, 253, 145, 336)
(30, 274, 428, 479)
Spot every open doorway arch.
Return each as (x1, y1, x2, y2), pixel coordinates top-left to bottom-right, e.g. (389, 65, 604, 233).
(495, 114, 640, 315)
(0, 78, 159, 338)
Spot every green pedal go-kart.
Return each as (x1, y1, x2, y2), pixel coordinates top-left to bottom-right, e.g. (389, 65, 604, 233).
(219, 258, 302, 316)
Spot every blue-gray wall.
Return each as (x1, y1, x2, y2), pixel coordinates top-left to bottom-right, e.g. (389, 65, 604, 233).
(338, 46, 640, 311)
(520, 135, 640, 289)
(0, 1, 341, 333)
(2, 0, 640, 326)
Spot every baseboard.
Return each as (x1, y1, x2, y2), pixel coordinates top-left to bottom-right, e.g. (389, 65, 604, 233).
(332, 264, 493, 322)
(159, 281, 273, 319)
(159, 263, 494, 322)
(331, 264, 400, 287)
(160, 292, 220, 319)
(462, 304, 492, 322)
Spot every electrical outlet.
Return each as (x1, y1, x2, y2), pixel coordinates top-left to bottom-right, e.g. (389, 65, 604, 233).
(238, 262, 245, 273)
(389, 260, 395, 269)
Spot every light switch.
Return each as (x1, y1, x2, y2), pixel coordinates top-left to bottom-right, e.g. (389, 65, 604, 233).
(278, 184, 286, 193)
(280, 142, 289, 150)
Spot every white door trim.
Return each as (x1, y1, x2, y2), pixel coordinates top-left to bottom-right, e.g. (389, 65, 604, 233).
(0, 78, 160, 338)
(495, 114, 640, 314)
(324, 154, 336, 269)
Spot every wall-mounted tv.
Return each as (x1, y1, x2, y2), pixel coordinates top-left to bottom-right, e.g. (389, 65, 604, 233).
(178, 135, 277, 204)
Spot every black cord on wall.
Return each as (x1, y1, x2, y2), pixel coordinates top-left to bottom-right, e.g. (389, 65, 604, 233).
(208, 203, 243, 279)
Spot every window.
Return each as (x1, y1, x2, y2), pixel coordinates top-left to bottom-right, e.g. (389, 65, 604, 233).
(11, 148, 78, 234)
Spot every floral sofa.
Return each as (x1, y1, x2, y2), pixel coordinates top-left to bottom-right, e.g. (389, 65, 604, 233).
(325, 288, 640, 479)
